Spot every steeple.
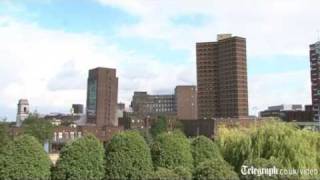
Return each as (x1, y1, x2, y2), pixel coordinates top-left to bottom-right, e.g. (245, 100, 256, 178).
(16, 99, 29, 127)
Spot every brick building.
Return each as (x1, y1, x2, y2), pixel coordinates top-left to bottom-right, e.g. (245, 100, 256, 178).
(196, 34, 248, 119)
(260, 104, 313, 122)
(130, 91, 176, 118)
(51, 125, 122, 152)
(175, 85, 197, 120)
(86, 67, 118, 127)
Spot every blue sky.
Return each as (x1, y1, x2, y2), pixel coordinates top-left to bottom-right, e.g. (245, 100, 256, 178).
(0, 0, 317, 120)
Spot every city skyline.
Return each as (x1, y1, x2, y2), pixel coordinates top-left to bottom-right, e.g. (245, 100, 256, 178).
(0, 0, 318, 120)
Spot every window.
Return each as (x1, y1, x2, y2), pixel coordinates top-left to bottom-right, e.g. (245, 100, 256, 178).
(53, 132, 57, 141)
(58, 132, 63, 139)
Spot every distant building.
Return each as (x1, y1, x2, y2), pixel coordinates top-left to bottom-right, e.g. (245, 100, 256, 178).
(130, 91, 176, 118)
(260, 104, 313, 122)
(116, 103, 125, 119)
(196, 34, 248, 119)
(44, 113, 82, 126)
(86, 67, 118, 127)
(175, 85, 197, 120)
(310, 41, 320, 122)
(72, 104, 84, 114)
(50, 125, 122, 152)
(267, 104, 302, 111)
(16, 99, 29, 127)
(117, 103, 125, 111)
(119, 111, 148, 130)
(179, 119, 215, 138)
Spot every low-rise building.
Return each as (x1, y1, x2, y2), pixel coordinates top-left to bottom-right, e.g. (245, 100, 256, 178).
(260, 104, 314, 122)
(131, 91, 176, 118)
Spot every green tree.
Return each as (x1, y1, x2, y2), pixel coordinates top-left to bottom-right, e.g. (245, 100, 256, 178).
(193, 159, 239, 180)
(105, 131, 153, 179)
(139, 129, 153, 146)
(0, 135, 51, 180)
(303, 130, 320, 167)
(149, 167, 179, 180)
(191, 136, 223, 167)
(150, 116, 168, 137)
(173, 166, 192, 180)
(217, 125, 252, 172)
(250, 121, 318, 170)
(52, 134, 105, 180)
(151, 131, 193, 170)
(217, 119, 320, 179)
(0, 122, 10, 153)
(22, 114, 54, 144)
(149, 166, 192, 180)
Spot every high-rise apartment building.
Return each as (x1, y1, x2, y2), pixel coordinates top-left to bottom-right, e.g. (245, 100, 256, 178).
(86, 67, 118, 127)
(175, 86, 198, 120)
(310, 41, 320, 122)
(196, 34, 248, 119)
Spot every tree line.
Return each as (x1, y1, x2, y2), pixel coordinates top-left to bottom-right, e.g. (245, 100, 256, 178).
(0, 118, 319, 179)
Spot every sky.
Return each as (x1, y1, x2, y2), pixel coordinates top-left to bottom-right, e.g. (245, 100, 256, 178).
(0, 0, 318, 120)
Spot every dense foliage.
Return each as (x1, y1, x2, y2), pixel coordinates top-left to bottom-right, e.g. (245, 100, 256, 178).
(191, 135, 223, 167)
(0, 135, 51, 180)
(105, 131, 153, 179)
(1, 118, 319, 180)
(173, 166, 192, 180)
(193, 159, 239, 180)
(151, 131, 193, 170)
(22, 114, 54, 144)
(217, 119, 320, 179)
(217, 124, 252, 172)
(52, 134, 105, 180)
(150, 116, 168, 137)
(0, 122, 10, 153)
(150, 167, 179, 180)
(149, 166, 192, 180)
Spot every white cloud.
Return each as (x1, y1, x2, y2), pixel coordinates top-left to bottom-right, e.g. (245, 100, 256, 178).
(97, 0, 320, 57)
(0, 16, 195, 120)
(249, 70, 311, 115)
(0, 0, 316, 119)
(97, 0, 314, 114)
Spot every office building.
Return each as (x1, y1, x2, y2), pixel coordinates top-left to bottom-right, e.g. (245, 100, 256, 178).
(310, 41, 320, 121)
(175, 85, 197, 120)
(130, 91, 176, 117)
(72, 104, 84, 114)
(260, 104, 313, 122)
(196, 34, 248, 119)
(86, 67, 118, 127)
(267, 104, 302, 111)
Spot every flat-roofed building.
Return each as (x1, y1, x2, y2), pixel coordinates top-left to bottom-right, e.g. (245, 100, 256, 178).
(130, 91, 176, 118)
(175, 85, 197, 120)
(86, 67, 118, 127)
(196, 34, 248, 119)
